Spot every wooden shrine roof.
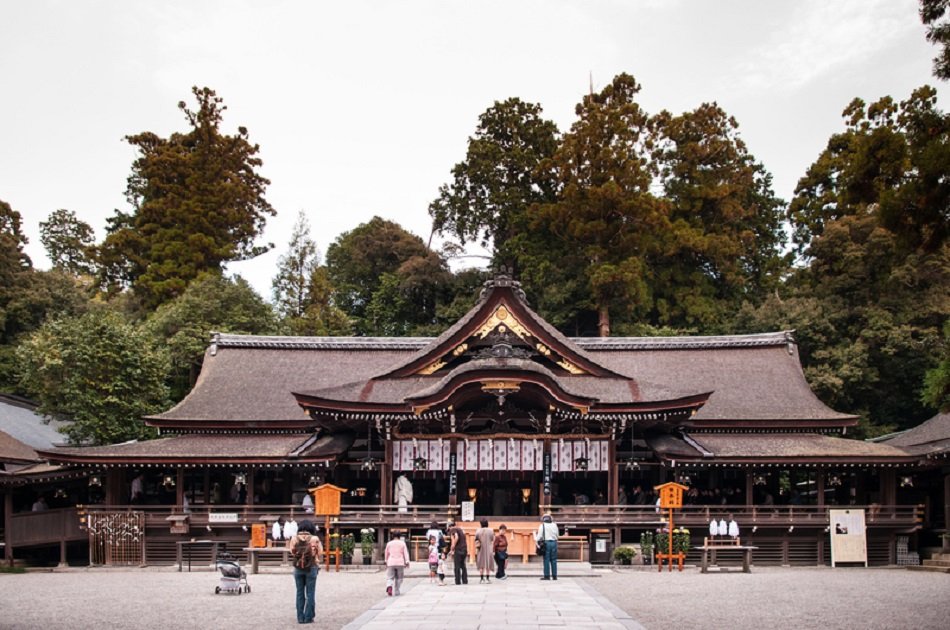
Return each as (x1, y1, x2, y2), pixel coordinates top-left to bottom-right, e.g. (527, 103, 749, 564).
(39, 432, 354, 466)
(647, 432, 919, 465)
(878, 412, 950, 456)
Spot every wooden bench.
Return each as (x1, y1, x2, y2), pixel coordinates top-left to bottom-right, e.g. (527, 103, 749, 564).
(695, 544, 758, 573)
(243, 546, 291, 574)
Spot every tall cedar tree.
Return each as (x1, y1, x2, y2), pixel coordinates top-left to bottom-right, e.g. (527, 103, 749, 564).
(98, 87, 274, 309)
(272, 210, 320, 320)
(429, 98, 559, 268)
(523, 73, 668, 337)
(651, 103, 787, 329)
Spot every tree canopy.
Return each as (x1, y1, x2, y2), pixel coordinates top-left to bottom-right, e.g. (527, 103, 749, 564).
(146, 272, 277, 401)
(429, 98, 559, 267)
(921, 0, 950, 80)
(39, 208, 96, 276)
(98, 86, 274, 309)
(738, 86, 950, 435)
(651, 103, 787, 329)
(325, 216, 451, 335)
(16, 310, 169, 445)
(520, 73, 668, 337)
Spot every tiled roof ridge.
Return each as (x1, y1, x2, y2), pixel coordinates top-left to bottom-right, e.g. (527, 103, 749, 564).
(211, 330, 795, 351)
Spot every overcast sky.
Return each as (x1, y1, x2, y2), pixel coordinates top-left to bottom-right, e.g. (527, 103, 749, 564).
(2, 0, 946, 300)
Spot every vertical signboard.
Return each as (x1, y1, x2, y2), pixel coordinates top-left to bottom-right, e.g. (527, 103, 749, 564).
(448, 452, 457, 497)
(543, 452, 552, 496)
(829, 508, 868, 567)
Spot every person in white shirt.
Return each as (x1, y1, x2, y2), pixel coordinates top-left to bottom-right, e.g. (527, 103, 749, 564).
(535, 513, 559, 580)
(395, 475, 413, 513)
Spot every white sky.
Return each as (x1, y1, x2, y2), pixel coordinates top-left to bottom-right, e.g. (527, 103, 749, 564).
(1, 0, 945, 300)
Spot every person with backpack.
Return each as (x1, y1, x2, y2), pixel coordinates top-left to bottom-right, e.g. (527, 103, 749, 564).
(384, 530, 410, 596)
(288, 520, 323, 624)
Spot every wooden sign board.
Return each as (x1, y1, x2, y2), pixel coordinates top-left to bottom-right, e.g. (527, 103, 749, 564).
(250, 523, 266, 548)
(829, 508, 868, 567)
(655, 482, 689, 509)
(312, 483, 347, 516)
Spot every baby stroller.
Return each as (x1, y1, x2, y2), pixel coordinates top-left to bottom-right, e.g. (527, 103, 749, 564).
(215, 552, 250, 594)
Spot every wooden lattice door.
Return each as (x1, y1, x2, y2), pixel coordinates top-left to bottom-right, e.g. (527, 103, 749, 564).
(87, 511, 145, 565)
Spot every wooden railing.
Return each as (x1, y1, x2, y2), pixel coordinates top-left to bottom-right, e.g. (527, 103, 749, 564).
(75, 503, 922, 532)
(8, 508, 85, 547)
(546, 504, 923, 530)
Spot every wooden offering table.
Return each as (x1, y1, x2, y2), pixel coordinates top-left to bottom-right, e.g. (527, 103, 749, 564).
(696, 543, 758, 573)
(176, 539, 227, 572)
(243, 546, 291, 574)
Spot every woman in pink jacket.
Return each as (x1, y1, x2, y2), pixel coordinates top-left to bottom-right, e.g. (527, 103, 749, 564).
(384, 530, 410, 596)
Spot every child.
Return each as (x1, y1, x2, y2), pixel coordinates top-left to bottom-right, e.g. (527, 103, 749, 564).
(427, 535, 439, 583)
(437, 552, 447, 586)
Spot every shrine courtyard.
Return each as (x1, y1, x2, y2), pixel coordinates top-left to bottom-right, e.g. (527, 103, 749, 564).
(1, 565, 947, 629)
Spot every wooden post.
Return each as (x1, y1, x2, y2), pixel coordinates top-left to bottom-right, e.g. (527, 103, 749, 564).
(745, 469, 754, 506)
(381, 441, 393, 506)
(176, 468, 185, 507)
(816, 470, 825, 506)
(608, 439, 619, 504)
(3, 490, 12, 566)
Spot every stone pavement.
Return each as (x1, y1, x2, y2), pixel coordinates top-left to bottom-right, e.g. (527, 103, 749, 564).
(343, 576, 645, 630)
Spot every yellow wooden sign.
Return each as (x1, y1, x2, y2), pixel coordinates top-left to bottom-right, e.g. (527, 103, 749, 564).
(312, 483, 347, 516)
(655, 481, 689, 509)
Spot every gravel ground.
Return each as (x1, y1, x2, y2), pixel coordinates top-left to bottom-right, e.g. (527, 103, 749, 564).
(583, 566, 950, 630)
(0, 567, 386, 629)
(2, 566, 948, 629)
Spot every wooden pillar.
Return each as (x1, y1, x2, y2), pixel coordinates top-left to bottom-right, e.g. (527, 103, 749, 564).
(247, 468, 256, 506)
(943, 470, 950, 551)
(203, 469, 211, 504)
(106, 469, 123, 505)
(816, 470, 825, 507)
(4, 489, 12, 566)
(745, 469, 754, 506)
(880, 469, 896, 506)
(608, 439, 619, 505)
(381, 440, 393, 506)
(176, 468, 185, 507)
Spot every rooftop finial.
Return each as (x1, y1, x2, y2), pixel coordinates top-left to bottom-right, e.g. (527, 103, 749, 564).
(479, 266, 526, 302)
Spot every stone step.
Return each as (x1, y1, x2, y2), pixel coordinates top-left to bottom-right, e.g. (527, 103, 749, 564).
(921, 559, 950, 568)
(906, 565, 950, 573)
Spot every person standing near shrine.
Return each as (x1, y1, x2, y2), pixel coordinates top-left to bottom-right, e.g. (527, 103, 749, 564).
(130, 472, 144, 504)
(288, 519, 323, 624)
(535, 513, 559, 580)
(395, 475, 413, 513)
(474, 518, 495, 583)
(447, 519, 468, 585)
(384, 530, 410, 596)
(493, 524, 509, 580)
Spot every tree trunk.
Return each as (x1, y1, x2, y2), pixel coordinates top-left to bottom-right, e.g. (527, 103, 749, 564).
(598, 304, 610, 337)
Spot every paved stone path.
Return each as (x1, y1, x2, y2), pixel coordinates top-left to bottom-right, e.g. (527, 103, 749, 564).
(343, 577, 644, 630)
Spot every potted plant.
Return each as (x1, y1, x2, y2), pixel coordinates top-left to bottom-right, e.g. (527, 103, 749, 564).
(613, 546, 636, 565)
(639, 531, 654, 565)
(673, 527, 691, 556)
(360, 528, 376, 565)
(340, 533, 355, 564)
